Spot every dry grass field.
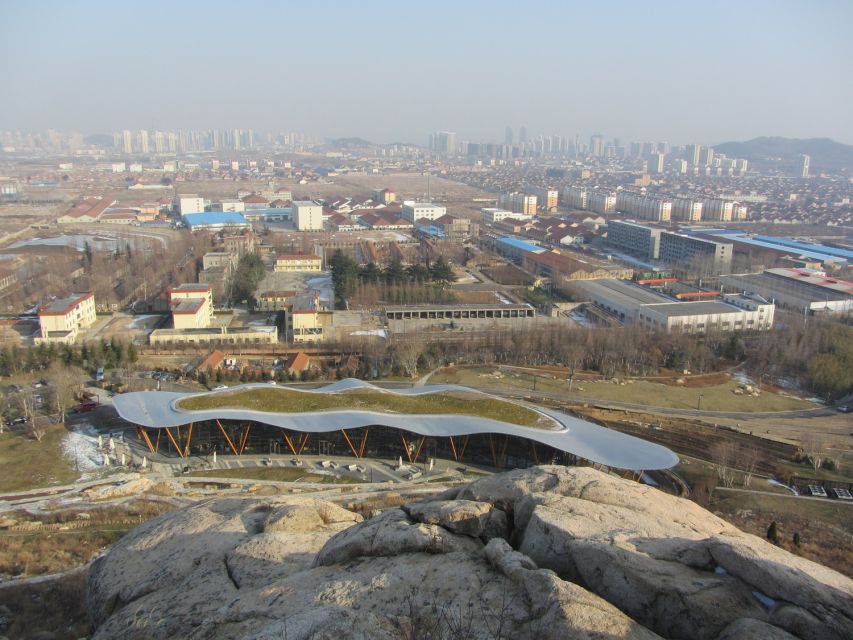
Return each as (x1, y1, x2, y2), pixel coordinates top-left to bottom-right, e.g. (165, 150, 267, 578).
(178, 386, 549, 428)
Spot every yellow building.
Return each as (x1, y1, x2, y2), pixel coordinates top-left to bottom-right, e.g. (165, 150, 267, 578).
(168, 284, 213, 329)
(291, 310, 333, 342)
(274, 254, 322, 272)
(36, 292, 96, 345)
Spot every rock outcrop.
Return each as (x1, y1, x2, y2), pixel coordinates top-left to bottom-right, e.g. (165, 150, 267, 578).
(87, 466, 853, 640)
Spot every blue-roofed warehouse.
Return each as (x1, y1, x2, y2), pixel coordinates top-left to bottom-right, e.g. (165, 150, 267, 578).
(182, 212, 251, 231)
(493, 236, 546, 261)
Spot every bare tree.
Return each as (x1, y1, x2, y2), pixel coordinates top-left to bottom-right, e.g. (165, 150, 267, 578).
(737, 447, 759, 487)
(801, 433, 826, 474)
(392, 340, 422, 378)
(710, 441, 738, 488)
(27, 419, 48, 442)
(15, 389, 35, 428)
(46, 362, 83, 423)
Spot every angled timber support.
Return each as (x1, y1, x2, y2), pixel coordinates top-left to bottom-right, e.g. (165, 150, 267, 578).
(238, 424, 252, 454)
(216, 419, 240, 456)
(163, 427, 184, 458)
(183, 423, 194, 457)
(138, 427, 156, 454)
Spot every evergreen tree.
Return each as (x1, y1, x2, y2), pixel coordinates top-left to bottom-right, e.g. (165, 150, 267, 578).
(766, 520, 780, 545)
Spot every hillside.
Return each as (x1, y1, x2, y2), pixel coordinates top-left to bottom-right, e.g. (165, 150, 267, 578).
(715, 136, 853, 172)
(86, 466, 853, 639)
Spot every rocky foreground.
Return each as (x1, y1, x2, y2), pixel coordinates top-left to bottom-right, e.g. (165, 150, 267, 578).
(87, 466, 853, 639)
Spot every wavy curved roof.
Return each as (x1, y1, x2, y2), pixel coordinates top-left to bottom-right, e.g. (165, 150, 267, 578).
(112, 379, 679, 470)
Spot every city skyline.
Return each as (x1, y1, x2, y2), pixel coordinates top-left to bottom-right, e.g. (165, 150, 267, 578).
(1, 1, 852, 145)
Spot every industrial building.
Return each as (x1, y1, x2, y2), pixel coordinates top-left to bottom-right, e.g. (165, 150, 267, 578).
(385, 303, 535, 333)
(182, 212, 250, 231)
(659, 231, 733, 274)
(486, 235, 545, 262)
(721, 268, 853, 314)
(148, 326, 278, 347)
(571, 279, 774, 333)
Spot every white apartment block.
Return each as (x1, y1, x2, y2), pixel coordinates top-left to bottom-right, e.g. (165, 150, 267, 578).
(401, 202, 447, 223)
(179, 194, 205, 215)
(481, 208, 520, 225)
(562, 187, 589, 210)
(498, 192, 537, 215)
(588, 192, 617, 215)
(616, 192, 672, 222)
(292, 201, 324, 230)
(671, 198, 703, 222)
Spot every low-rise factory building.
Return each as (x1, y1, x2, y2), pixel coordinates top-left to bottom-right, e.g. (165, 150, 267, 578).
(571, 279, 774, 333)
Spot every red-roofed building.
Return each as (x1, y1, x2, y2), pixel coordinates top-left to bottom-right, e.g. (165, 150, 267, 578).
(36, 292, 96, 345)
(168, 283, 213, 329)
(283, 351, 311, 375)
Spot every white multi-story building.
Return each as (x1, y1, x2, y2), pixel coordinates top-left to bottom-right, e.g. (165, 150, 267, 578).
(534, 189, 559, 211)
(588, 191, 617, 215)
(648, 153, 665, 174)
(168, 283, 213, 329)
(498, 192, 537, 215)
(671, 198, 703, 222)
(219, 199, 246, 213)
(292, 201, 323, 231)
(616, 192, 672, 222)
(36, 292, 97, 345)
(179, 194, 205, 215)
(401, 202, 447, 223)
(562, 187, 589, 210)
(481, 208, 523, 225)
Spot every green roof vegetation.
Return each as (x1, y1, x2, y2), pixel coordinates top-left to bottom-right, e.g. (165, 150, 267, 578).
(177, 387, 550, 429)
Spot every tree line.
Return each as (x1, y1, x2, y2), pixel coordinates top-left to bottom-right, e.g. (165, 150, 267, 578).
(0, 337, 138, 378)
(330, 251, 457, 308)
(322, 314, 852, 399)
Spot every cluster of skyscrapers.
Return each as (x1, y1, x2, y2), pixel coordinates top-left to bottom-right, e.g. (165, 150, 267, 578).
(113, 129, 306, 154)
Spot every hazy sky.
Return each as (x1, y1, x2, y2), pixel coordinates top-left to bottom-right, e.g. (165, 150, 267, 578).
(2, 0, 852, 145)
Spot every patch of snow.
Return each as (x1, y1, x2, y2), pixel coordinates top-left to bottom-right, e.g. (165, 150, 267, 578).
(733, 371, 754, 386)
(127, 314, 158, 330)
(61, 422, 104, 475)
(767, 479, 798, 495)
(350, 329, 388, 339)
(493, 291, 513, 305)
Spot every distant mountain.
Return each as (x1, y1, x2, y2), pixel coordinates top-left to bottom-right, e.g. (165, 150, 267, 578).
(714, 136, 853, 172)
(330, 137, 372, 148)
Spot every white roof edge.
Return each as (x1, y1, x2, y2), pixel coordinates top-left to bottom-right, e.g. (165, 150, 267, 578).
(113, 379, 679, 470)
